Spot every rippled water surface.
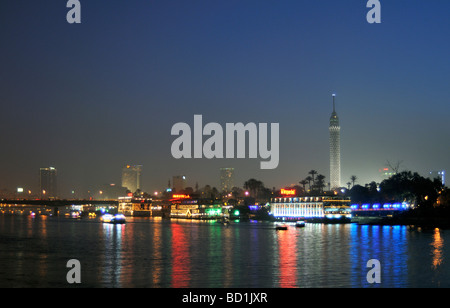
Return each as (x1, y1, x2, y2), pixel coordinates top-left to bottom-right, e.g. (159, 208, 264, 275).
(1, 215, 449, 287)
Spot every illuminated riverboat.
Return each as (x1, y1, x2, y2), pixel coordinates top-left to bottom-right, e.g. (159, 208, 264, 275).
(269, 196, 351, 223)
(118, 196, 163, 217)
(350, 202, 411, 224)
(169, 194, 223, 220)
(101, 213, 126, 224)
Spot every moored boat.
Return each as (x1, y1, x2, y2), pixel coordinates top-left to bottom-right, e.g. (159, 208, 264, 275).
(101, 213, 126, 224)
(275, 223, 288, 230)
(295, 220, 305, 228)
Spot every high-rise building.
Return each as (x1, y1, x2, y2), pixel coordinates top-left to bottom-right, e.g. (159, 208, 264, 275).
(172, 175, 187, 192)
(122, 165, 142, 193)
(220, 168, 234, 192)
(329, 94, 341, 189)
(40, 167, 57, 199)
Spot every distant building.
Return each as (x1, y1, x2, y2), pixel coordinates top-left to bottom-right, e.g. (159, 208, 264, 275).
(40, 167, 57, 199)
(220, 168, 234, 192)
(122, 165, 142, 193)
(94, 183, 128, 200)
(329, 94, 341, 189)
(172, 175, 187, 192)
(429, 170, 445, 186)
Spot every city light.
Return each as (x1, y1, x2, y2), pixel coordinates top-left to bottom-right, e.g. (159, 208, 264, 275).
(280, 189, 296, 196)
(172, 194, 190, 199)
(350, 203, 410, 211)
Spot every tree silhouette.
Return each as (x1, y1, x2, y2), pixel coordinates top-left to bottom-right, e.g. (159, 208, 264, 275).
(305, 176, 313, 191)
(315, 174, 326, 193)
(299, 180, 308, 191)
(350, 175, 358, 187)
(244, 178, 264, 198)
(379, 171, 442, 209)
(308, 170, 318, 183)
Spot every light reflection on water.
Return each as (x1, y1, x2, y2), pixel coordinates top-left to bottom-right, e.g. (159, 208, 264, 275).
(1, 214, 450, 287)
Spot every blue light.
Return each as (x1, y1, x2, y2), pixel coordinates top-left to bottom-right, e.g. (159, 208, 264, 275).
(383, 203, 391, 209)
(351, 204, 359, 209)
(373, 203, 380, 209)
(362, 204, 370, 209)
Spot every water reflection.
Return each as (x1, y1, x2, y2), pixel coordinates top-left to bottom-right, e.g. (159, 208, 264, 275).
(431, 228, 444, 269)
(151, 219, 164, 286)
(350, 225, 408, 287)
(222, 225, 234, 287)
(276, 227, 298, 288)
(101, 223, 124, 287)
(171, 222, 190, 287)
(2, 215, 450, 287)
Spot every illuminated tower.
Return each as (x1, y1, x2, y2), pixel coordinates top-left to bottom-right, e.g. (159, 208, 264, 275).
(220, 167, 234, 193)
(40, 167, 57, 199)
(122, 165, 142, 193)
(172, 175, 187, 192)
(329, 94, 341, 189)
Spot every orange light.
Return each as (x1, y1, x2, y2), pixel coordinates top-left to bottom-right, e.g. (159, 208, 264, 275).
(173, 194, 190, 199)
(281, 189, 296, 196)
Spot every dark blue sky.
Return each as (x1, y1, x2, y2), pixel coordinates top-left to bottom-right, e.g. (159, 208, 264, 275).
(1, 0, 449, 196)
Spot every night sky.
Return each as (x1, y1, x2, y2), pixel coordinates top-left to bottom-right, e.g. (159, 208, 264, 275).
(1, 0, 449, 197)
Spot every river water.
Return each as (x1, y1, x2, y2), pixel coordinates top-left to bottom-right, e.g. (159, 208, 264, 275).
(0, 214, 449, 288)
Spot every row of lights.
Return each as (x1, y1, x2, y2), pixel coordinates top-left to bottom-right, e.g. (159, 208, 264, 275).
(351, 203, 409, 210)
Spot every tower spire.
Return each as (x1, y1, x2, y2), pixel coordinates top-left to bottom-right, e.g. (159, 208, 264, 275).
(332, 94, 336, 113)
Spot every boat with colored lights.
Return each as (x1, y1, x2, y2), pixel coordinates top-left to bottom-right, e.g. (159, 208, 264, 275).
(350, 202, 411, 225)
(295, 220, 305, 228)
(275, 223, 288, 230)
(101, 213, 126, 224)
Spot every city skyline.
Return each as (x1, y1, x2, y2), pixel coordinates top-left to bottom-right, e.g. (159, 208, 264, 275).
(1, 1, 449, 197)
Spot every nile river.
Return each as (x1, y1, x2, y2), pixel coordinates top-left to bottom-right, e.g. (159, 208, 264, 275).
(0, 214, 449, 288)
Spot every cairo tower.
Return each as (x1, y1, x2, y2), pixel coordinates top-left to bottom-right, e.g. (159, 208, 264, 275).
(329, 94, 341, 189)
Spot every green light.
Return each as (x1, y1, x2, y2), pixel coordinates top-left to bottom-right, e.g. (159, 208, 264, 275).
(233, 210, 240, 216)
(206, 209, 222, 216)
